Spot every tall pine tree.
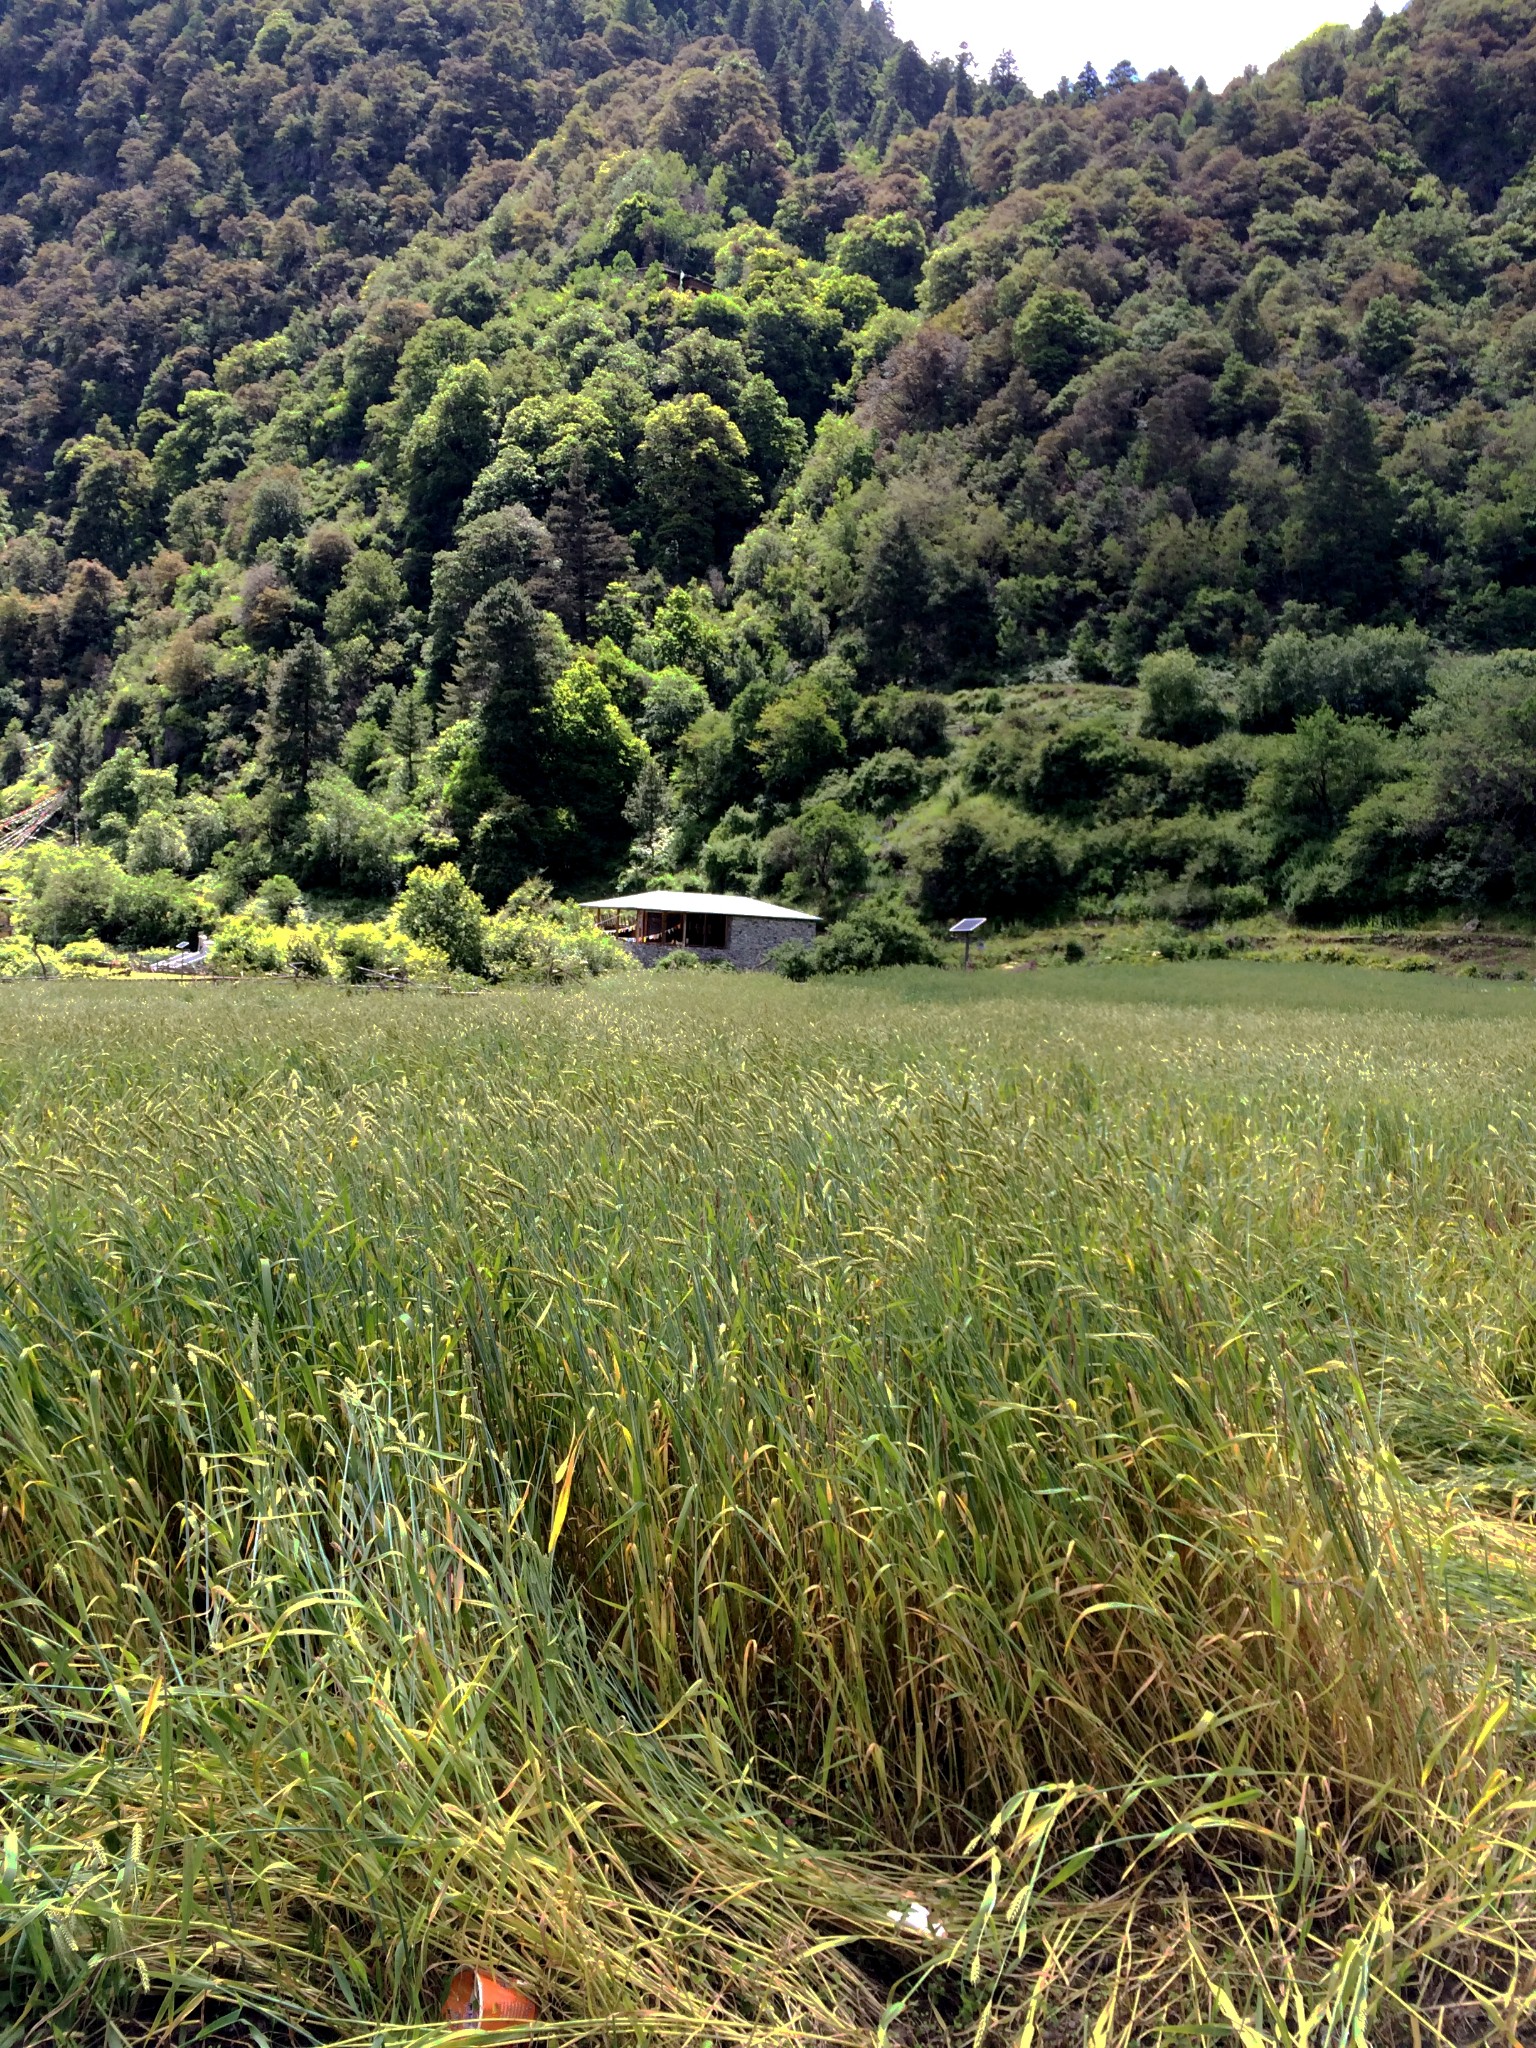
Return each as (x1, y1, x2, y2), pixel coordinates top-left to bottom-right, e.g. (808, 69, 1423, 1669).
(456, 582, 557, 795)
(388, 679, 434, 794)
(261, 633, 338, 796)
(1291, 390, 1398, 611)
(930, 124, 972, 223)
(537, 453, 634, 643)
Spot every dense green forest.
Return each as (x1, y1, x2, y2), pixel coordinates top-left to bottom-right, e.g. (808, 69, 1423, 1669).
(2, 0, 1536, 962)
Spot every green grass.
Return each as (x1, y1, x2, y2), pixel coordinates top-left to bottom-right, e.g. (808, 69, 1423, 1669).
(6, 968, 1536, 2045)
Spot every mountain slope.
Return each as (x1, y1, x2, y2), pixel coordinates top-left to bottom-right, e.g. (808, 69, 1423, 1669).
(2, 0, 1536, 942)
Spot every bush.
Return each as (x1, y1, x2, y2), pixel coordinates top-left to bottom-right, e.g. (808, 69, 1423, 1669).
(259, 874, 303, 925)
(778, 898, 942, 977)
(104, 870, 200, 951)
(397, 862, 487, 974)
(1138, 651, 1225, 747)
(28, 849, 119, 945)
(60, 938, 125, 970)
(1166, 738, 1257, 814)
(332, 923, 387, 982)
(1025, 721, 1170, 817)
(480, 883, 633, 983)
(655, 947, 702, 971)
(848, 748, 927, 813)
(209, 917, 288, 974)
(1240, 626, 1432, 732)
(287, 931, 331, 978)
(1215, 881, 1268, 919)
(333, 923, 449, 982)
(906, 802, 1068, 922)
(700, 807, 760, 893)
(853, 688, 950, 758)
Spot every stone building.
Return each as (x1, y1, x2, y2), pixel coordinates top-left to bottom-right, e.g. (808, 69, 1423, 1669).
(582, 890, 818, 969)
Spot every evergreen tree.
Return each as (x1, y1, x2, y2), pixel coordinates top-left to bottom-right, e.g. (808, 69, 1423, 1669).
(807, 107, 843, 170)
(457, 582, 557, 795)
(798, 25, 831, 116)
(857, 512, 932, 677)
(770, 55, 799, 143)
(1071, 61, 1102, 104)
(884, 42, 934, 120)
(869, 97, 901, 157)
(427, 504, 552, 683)
(1291, 390, 1398, 611)
(988, 48, 1022, 104)
(388, 679, 434, 794)
(745, 0, 780, 69)
(930, 124, 971, 224)
(400, 359, 496, 575)
(52, 697, 101, 820)
(537, 452, 633, 643)
(623, 751, 672, 860)
(830, 24, 871, 121)
(261, 633, 338, 796)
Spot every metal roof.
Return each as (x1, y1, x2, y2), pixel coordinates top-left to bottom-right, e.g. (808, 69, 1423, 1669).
(581, 889, 819, 923)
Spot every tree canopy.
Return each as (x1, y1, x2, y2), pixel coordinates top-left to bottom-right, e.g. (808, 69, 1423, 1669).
(3, 0, 1536, 944)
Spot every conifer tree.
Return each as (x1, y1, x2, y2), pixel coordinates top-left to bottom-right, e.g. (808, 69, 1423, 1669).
(456, 583, 556, 795)
(537, 453, 633, 643)
(400, 359, 495, 573)
(1292, 390, 1398, 610)
(261, 633, 337, 796)
(930, 124, 971, 223)
(388, 679, 434, 794)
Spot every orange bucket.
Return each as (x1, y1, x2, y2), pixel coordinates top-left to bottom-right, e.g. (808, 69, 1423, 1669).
(443, 1966, 539, 2029)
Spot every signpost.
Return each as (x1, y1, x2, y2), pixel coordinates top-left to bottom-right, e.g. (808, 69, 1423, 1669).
(949, 916, 986, 969)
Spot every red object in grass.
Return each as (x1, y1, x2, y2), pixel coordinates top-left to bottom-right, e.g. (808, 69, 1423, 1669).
(443, 1967, 539, 2028)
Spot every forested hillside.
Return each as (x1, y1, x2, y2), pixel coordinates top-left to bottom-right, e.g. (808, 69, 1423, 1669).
(3, 0, 1536, 959)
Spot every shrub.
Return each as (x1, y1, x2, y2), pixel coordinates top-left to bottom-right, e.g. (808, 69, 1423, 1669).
(259, 874, 303, 925)
(103, 870, 200, 951)
(332, 923, 387, 982)
(397, 862, 487, 974)
(906, 802, 1067, 921)
(60, 938, 124, 970)
(756, 802, 869, 912)
(1166, 737, 1257, 814)
(700, 807, 760, 893)
(853, 688, 950, 757)
(287, 931, 331, 978)
(480, 883, 633, 983)
(1138, 650, 1225, 747)
(655, 947, 702, 971)
(209, 917, 288, 974)
(28, 849, 119, 945)
(1025, 721, 1170, 817)
(1215, 881, 1268, 918)
(778, 897, 941, 977)
(848, 748, 926, 813)
(1240, 626, 1433, 732)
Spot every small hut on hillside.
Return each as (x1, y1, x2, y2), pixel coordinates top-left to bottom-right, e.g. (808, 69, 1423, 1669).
(582, 890, 818, 969)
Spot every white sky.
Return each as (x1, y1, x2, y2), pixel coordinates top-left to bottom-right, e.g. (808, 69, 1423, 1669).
(890, 0, 1409, 94)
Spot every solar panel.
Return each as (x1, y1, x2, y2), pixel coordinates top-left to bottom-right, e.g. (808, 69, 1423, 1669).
(949, 917, 987, 934)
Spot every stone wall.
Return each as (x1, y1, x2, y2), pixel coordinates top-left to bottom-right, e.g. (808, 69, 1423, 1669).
(620, 919, 816, 971)
(622, 941, 731, 967)
(726, 917, 815, 969)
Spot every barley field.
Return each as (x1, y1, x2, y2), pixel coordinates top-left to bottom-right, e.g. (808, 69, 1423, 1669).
(5, 964, 1536, 2046)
